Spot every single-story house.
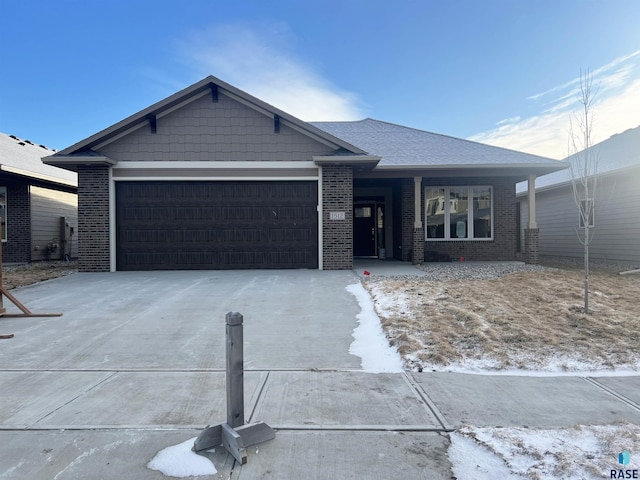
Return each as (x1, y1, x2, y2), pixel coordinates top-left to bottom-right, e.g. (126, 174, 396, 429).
(42, 75, 565, 272)
(0, 132, 78, 263)
(517, 125, 640, 265)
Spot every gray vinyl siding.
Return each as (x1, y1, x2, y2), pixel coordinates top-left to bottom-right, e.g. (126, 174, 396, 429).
(519, 166, 640, 264)
(30, 186, 78, 261)
(100, 91, 333, 162)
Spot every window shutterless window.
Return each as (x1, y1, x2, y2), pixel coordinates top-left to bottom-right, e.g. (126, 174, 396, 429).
(425, 186, 493, 240)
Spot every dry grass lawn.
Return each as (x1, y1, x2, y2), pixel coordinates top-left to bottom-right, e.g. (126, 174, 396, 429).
(365, 268, 640, 371)
(2, 261, 78, 290)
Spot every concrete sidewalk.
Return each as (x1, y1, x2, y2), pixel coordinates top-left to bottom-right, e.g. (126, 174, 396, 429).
(1, 269, 639, 479)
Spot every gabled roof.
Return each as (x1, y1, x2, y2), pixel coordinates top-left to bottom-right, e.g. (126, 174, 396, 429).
(0, 132, 76, 187)
(43, 75, 568, 179)
(516, 125, 640, 194)
(51, 75, 366, 158)
(313, 118, 565, 172)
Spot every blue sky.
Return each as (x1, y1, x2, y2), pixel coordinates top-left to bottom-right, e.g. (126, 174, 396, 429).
(1, 0, 639, 159)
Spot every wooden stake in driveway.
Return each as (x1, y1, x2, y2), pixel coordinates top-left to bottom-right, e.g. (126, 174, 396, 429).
(0, 240, 62, 321)
(193, 312, 275, 465)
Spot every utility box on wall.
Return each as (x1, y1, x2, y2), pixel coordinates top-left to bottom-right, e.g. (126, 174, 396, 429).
(31, 186, 78, 261)
(59, 216, 75, 261)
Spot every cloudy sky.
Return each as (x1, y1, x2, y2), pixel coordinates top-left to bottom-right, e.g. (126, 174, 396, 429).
(1, 0, 638, 158)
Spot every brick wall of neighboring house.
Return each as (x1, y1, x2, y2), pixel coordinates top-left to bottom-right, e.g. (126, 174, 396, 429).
(77, 165, 110, 272)
(322, 164, 353, 269)
(2, 180, 31, 263)
(421, 177, 519, 261)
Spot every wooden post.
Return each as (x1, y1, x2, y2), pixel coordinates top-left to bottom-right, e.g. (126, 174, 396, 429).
(226, 312, 244, 428)
(0, 230, 61, 318)
(527, 174, 537, 229)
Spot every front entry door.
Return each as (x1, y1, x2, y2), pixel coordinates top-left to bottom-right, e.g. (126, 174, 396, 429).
(353, 204, 376, 256)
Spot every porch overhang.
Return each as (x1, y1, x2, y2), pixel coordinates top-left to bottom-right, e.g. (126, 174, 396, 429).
(353, 162, 568, 180)
(313, 154, 381, 172)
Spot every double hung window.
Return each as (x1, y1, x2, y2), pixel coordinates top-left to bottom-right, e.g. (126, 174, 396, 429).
(425, 186, 493, 240)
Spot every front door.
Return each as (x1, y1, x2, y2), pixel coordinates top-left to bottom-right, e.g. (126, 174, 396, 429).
(353, 204, 376, 256)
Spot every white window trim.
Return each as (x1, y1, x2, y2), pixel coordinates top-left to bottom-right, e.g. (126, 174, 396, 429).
(424, 185, 494, 241)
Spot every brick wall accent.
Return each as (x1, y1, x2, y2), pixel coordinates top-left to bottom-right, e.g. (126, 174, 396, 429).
(400, 178, 413, 262)
(322, 165, 353, 270)
(524, 228, 540, 264)
(78, 165, 111, 272)
(420, 177, 519, 261)
(412, 227, 425, 264)
(2, 180, 31, 263)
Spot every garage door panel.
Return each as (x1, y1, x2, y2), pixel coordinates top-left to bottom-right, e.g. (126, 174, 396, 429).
(119, 248, 316, 270)
(120, 206, 316, 222)
(122, 226, 313, 245)
(116, 181, 318, 270)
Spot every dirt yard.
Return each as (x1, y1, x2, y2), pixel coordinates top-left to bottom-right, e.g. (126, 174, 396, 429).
(1, 261, 78, 290)
(365, 267, 640, 372)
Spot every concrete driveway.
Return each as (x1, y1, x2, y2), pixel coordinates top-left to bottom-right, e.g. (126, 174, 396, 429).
(0, 270, 363, 371)
(3, 265, 640, 478)
(0, 269, 451, 479)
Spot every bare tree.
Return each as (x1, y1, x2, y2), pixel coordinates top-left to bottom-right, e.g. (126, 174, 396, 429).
(568, 70, 599, 314)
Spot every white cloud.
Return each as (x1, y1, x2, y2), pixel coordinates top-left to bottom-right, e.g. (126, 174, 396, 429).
(471, 50, 640, 159)
(175, 21, 365, 121)
(496, 116, 521, 126)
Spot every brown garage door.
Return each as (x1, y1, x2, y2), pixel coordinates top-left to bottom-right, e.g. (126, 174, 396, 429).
(116, 181, 318, 270)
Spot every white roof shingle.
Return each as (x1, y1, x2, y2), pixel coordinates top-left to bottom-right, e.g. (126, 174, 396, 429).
(0, 132, 77, 187)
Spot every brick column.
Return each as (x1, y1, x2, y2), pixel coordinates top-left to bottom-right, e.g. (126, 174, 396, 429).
(412, 227, 425, 264)
(400, 179, 413, 262)
(78, 165, 111, 272)
(524, 228, 539, 265)
(524, 174, 539, 265)
(412, 177, 424, 264)
(322, 164, 353, 270)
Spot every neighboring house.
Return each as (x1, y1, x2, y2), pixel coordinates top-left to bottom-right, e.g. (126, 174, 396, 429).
(0, 132, 78, 263)
(42, 75, 565, 272)
(517, 125, 640, 265)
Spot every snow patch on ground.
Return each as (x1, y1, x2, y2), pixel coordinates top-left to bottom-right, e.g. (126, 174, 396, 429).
(366, 282, 414, 318)
(346, 283, 404, 373)
(450, 424, 640, 480)
(422, 355, 640, 377)
(147, 437, 217, 478)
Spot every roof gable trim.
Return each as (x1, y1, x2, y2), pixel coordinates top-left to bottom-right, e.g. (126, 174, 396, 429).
(43, 154, 117, 171)
(56, 76, 367, 157)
